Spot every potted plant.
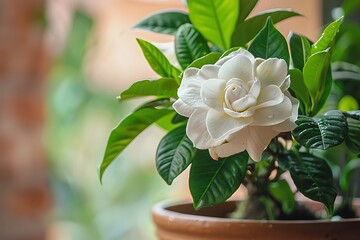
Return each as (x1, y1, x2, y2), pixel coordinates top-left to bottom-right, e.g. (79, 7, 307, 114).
(99, 0, 360, 239)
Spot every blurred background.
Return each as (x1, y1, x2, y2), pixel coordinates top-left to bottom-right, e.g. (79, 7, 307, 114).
(0, 0, 359, 240)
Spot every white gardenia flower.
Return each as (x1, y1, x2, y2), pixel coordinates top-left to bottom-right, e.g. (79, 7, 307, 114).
(173, 49, 299, 161)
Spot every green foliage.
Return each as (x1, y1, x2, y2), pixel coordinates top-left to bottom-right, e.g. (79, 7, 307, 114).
(156, 125, 196, 185)
(119, 78, 178, 100)
(289, 33, 311, 70)
(340, 158, 360, 192)
(63, 11, 93, 69)
(268, 180, 295, 214)
(99, 108, 173, 182)
(134, 10, 190, 35)
(136, 38, 181, 82)
(189, 151, 248, 209)
(237, 0, 258, 22)
(292, 111, 348, 150)
(248, 18, 290, 65)
(187, 0, 239, 50)
(280, 151, 337, 215)
(303, 49, 332, 116)
(289, 69, 311, 115)
(186, 52, 222, 69)
(311, 17, 343, 55)
(175, 23, 210, 69)
(232, 9, 301, 47)
(345, 114, 360, 154)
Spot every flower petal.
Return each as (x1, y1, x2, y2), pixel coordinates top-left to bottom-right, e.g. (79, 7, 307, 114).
(251, 97, 292, 126)
(178, 69, 206, 109)
(256, 58, 288, 87)
(173, 99, 194, 117)
(200, 78, 226, 111)
(272, 119, 296, 132)
(198, 65, 221, 80)
(209, 131, 247, 160)
(254, 85, 284, 109)
(218, 54, 254, 82)
(216, 48, 255, 66)
(206, 109, 251, 140)
(245, 126, 278, 161)
(187, 109, 222, 149)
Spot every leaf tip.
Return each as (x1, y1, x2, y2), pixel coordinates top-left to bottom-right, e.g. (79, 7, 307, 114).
(97, 164, 104, 185)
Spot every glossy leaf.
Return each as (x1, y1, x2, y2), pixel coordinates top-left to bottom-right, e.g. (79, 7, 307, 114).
(175, 23, 210, 69)
(248, 18, 290, 65)
(311, 17, 343, 55)
(136, 38, 181, 82)
(345, 110, 360, 120)
(314, 71, 333, 116)
(189, 150, 248, 209)
(268, 179, 295, 214)
(99, 108, 173, 182)
(238, 0, 258, 22)
(188, 0, 239, 50)
(303, 49, 331, 115)
(345, 117, 360, 154)
(283, 151, 337, 215)
(119, 78, 178, 100)
(135, 98, 172, 111)
(289, 32, 311, 70)
(186, 52, 222, 69)
(232, 9, 301, 47)
(292, 111, 348, 150)
(134, 10, 190, 35)
(289, 68, 311, 115)
(156, 125, 196, 185)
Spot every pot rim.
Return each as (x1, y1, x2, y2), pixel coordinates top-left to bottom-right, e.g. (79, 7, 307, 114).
(153, 199, 360, 224)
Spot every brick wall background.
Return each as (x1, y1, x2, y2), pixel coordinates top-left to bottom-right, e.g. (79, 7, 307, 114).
(0, 0, 51, 239)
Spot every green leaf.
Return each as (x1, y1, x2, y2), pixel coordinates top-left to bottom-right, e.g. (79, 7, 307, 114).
(119, 78, 178, 100)
(345, 110, 360, 120)
(186, 52, 222, 69)
(175, 23, 210, 70)
(303, 49, 331, 115)
(238, 0, 258, 22)
(134, 10, 190, 35)
(268, 179, 295, 214)
(314, 71, 333, 116)
(99, 108, 173, 182)
(63, 11, 93, 69)
(156, 112, 184, 131)
(311, 17, 343, 55)
(188, 0, 239, 50)
(292, 111, 348, 150)
(156, 125, 196, 185)
(289, 68, 311, 115)
(232, 9, 301, 47)
(248, 17, 290, 65)
(135, 98, 172, 111)
(136, 38, 181, 82)
(283, 151, 337, 215)
(289, 32, 311, 70)
(189, 150, 248, 209)
(340, 158, 360, 191)
(345, 117, 360, 154)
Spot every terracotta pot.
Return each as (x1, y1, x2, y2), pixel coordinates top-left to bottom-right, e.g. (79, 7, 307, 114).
(152, 200, 360, 240)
